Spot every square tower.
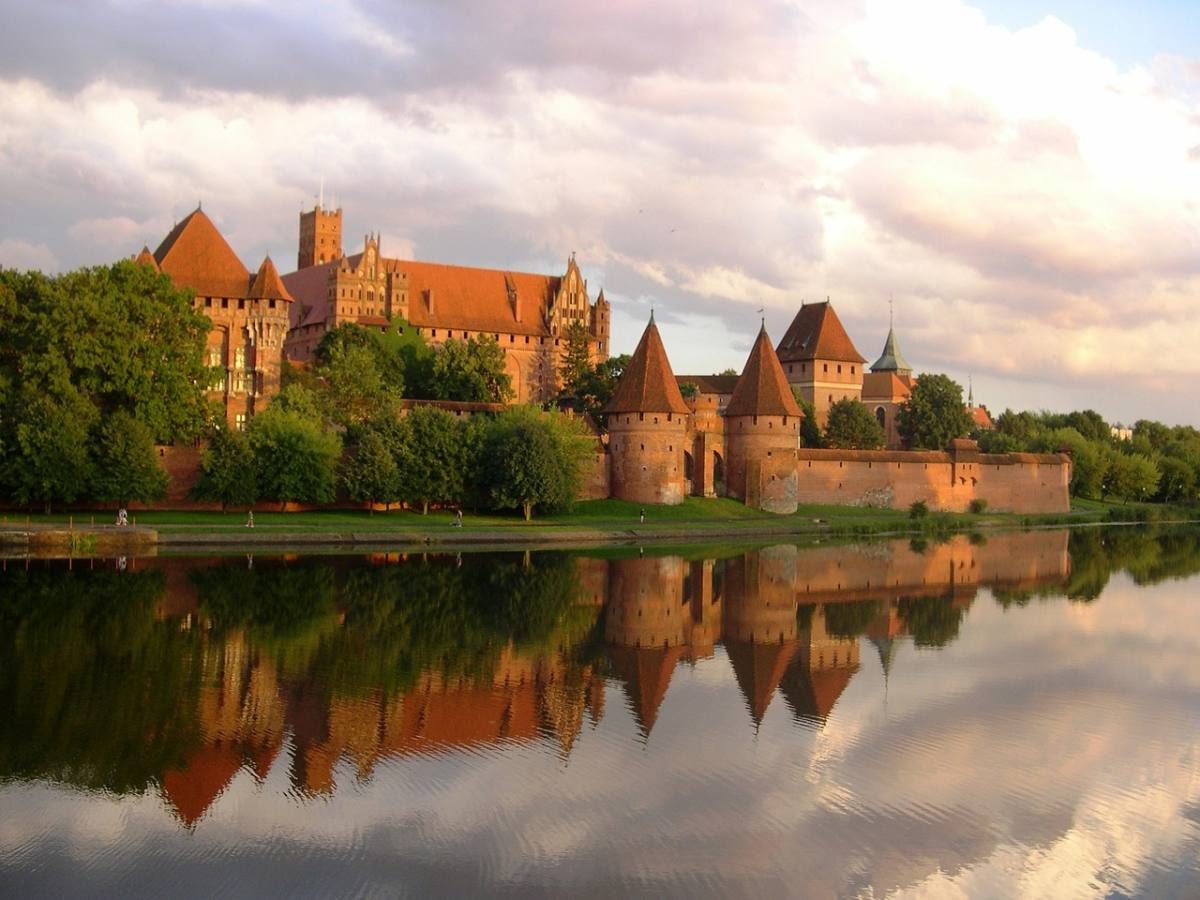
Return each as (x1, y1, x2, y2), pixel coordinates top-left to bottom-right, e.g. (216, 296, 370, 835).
(298, 204, 343, 270)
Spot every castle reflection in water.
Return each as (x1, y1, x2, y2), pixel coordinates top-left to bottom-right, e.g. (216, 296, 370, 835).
(0, 528, 1135, 828)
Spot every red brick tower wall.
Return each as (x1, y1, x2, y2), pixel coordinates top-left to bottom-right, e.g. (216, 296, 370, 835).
(298, 205, 343, 270)
(607, 412, 689, 505)
(724, 415, 800, 513)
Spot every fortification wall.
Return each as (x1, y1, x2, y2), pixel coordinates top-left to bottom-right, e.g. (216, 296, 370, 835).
(792, 447, 1070, 513)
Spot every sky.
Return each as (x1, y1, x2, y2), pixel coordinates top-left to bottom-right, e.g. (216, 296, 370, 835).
(0, 0, 1197, 427)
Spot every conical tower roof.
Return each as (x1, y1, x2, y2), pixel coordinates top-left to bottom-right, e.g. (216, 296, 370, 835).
(132, 245, 160, 271)
(870, 326, 911, 374)
(248, 255, 294, 302)
(605, 315, 690, 415)
(153, 207, 250, 299)
(725, 324, 802, 418)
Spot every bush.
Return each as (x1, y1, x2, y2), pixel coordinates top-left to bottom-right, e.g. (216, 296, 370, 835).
(909, 500, 929, 519)
(968, 498, 988, 514)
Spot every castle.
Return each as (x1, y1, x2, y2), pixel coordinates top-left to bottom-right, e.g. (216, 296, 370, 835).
(133, 209, 292, 430)
(281, 204, 611, 404)
(133, 204, 1061, 516)
(603, 313, 1070, 514)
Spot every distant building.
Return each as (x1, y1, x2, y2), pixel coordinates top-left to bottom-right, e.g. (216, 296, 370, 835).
(862, 323, 915, 449)
(1111, 424, 1133, 441)
(134, 209, 292, 430)
(776, 300, 866, 427)
(282, 204, 611, 404)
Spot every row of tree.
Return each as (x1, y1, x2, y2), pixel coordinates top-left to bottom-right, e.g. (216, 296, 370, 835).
(1, 263, 212, 511)
(195, 399, 597, 519)
(977, 410, 1200, 504)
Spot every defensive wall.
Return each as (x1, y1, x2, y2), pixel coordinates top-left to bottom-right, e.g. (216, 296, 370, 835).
(788, 440, 1071, 514)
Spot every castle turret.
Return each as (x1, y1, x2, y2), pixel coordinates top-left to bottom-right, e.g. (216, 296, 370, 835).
(723, 323, 802, 513)
(605, 313, 690, 505)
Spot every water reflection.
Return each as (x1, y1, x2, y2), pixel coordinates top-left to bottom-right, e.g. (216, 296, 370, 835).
(1, 527, 1198, 897)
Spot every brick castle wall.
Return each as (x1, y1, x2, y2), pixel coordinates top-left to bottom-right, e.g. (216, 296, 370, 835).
(792, 447, 1071, 513)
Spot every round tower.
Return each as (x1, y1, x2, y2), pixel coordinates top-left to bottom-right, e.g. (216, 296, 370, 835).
(605, 314, 690, 505)
(723, 323, 802, 513)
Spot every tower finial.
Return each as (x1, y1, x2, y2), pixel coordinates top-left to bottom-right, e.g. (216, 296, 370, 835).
(757, 305, 766, 332)
(889, 294, 894, 329)
(968, 374, 974, 407)
(319, 176, 324, 210)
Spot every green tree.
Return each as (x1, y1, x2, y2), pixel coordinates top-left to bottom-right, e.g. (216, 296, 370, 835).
(897, 374, 974, 450)
(678, 381, 699, 400)
(192, 427, 258, 511)
(342, 430, 402, 510)
(558, 321, 594, 397)
(823, 398, 886, 449)
(249, 406, 342, 509)
(430, 335, 513, 404)
(1, 263, 212, 444)
(574, 353, 632, 422)
(1105, 452, 1160, 504)
(91, 410, 168, 507)
(477, 408, 594, 519)
(3, 383, 97, 512)
(322, 342, 399, 429)
(1040, 427, 1106, 499)
(1155, 455, 1196, 503)
(397, 406, 467, 514)
(791, 388, 822, 448)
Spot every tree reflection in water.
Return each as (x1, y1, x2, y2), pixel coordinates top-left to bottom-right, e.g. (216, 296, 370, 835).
(1, 525, 1199, 821)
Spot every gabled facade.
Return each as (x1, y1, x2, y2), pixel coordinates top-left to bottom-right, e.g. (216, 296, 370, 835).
(140, 208, 292, 430)
(282, 204, 610, 404)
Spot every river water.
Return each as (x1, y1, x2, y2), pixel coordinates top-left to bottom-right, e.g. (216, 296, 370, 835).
(1, 527, 1198, 898)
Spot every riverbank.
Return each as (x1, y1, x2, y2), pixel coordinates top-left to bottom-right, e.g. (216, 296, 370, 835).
(2, 497, 1196, 556)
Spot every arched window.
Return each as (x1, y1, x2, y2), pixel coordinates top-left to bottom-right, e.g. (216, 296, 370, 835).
(876, 407, 886, 429)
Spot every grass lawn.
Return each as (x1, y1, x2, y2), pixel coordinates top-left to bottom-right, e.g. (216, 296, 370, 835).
(6, 495, 1187, 542)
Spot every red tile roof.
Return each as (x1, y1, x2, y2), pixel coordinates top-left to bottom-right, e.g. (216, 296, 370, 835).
(390, 257, 561, 337)
(861, 371, 913, 402)
(675, 374, 739, 395)
(281, 261, 333, 328)
(777, 301, 865, 364)
(725, 325, 802, 418)
(247, 256, 294, 302)
(133, 245, 160, 271)
(969, 406, 994, 429)
(154, 208, 251, 299)
(605, 317, 690, 415)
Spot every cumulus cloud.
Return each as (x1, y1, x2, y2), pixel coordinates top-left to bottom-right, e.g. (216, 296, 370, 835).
(0, 0, 1197, 423)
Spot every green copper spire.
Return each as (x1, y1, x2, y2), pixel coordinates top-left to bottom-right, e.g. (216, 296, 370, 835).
(870, 325, 912, 375)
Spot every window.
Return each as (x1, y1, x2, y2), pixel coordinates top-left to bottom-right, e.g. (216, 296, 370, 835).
(221, 298, 228, 309)
(851, 365, 856, 374)
(837, 364, 842, 374)
(208, 348, 221, 368)
(875, 407, 886, 428)
(234, 348, 245, 370)
(823, 363, 828, 373)
(235, 413, 247, 432)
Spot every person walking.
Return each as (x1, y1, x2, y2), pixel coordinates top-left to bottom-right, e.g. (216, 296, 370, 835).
(454, 509, 464, 528)
(246, 510, 255, 528)
(639, 507, 645, 524)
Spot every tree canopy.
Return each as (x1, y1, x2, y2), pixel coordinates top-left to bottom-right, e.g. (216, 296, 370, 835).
(897, 374, 973, 450)
(824, 397, 886, 449)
